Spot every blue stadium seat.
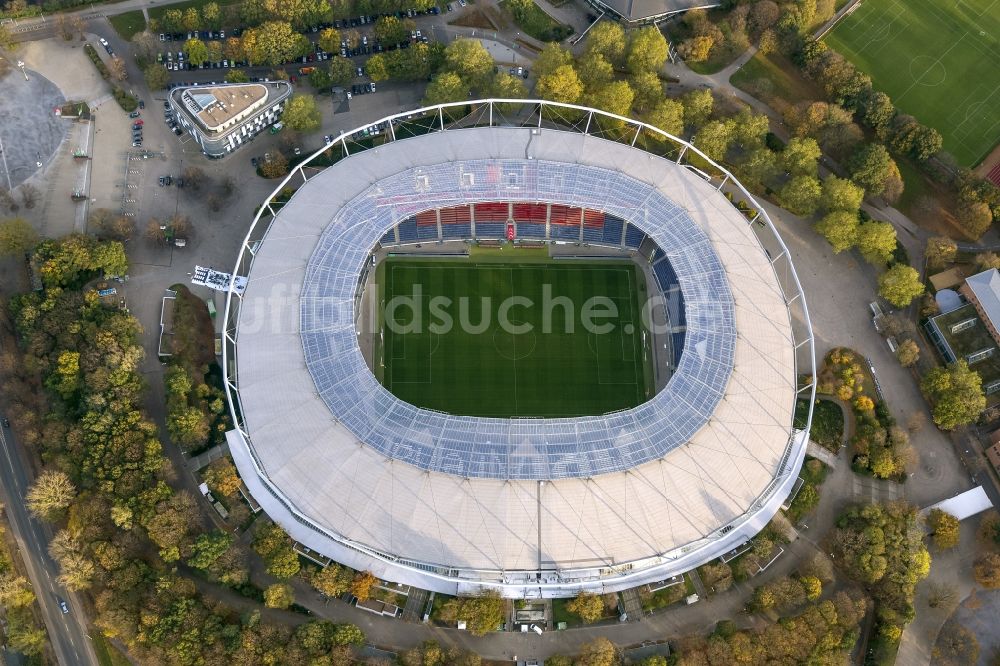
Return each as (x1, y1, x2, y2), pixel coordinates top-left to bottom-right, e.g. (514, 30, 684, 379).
(417, 223, 439, 240)
(582, 225, 603, 242)
(397, 218, 419, 243)
(551, 224, 580, 240)
(603, 215, 624, 245)
(441, 222, 472, 240)
(517, 221, 546, 238)
(475, 222, 506, 239)
(380, 229, 396, 246)
(624, 224, 646, 249)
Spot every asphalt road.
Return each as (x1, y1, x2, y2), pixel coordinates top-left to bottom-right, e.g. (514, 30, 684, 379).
(0, 420, 98, 666)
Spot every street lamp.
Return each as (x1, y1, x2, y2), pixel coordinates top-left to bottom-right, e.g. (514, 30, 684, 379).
(16, 60, 27, 81)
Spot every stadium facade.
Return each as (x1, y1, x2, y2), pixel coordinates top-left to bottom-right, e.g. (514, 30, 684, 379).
(223, 100, 815, 598)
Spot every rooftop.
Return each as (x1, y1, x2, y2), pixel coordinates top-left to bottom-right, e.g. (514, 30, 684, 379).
(596, 0, 719, 22)
(173, 82, 272, 132)
(966, 268, 1000, 328)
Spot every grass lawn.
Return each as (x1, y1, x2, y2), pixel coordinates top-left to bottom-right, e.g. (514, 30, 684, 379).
(499, 0, 572, 42)
(375, 257, 653, 417)
(109, 10, 146, 40)
(795, 398, 844, 452)
(93, 634, 132, 666)
(730, 51, 822, 107)
(824, 0, 1000, 166)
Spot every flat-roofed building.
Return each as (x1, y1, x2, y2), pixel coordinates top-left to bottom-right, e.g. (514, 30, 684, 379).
(585, 0, 718, 24)
(960, 269, 1000, 348)
(168, 81, 292, 158)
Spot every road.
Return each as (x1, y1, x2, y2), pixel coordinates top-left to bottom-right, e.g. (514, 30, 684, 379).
(0, 421, 98, 666)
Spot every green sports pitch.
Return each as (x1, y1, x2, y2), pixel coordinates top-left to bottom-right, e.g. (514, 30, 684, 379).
(824, 0, 1000, 167)
(372, 257, 655, 418)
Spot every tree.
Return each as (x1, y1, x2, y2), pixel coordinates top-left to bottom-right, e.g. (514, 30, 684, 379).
(282, 94, 322, 132)
(576, 51, 614, 91)
(815, 210, 858, 253)
(423, 71, 467, 106)
(223, 36, 245, 62)
(821, 175, 864, 213)
(351, 570, 377, 601)
(132, 32, 159, 61)
(25, 470, 75, 521)
(264, 583, 295, 609)
(973, 552, 1000, 588)
(0, 573, 35, 608)
(896, 339, 919, 368)
(455, 592, 504, 636)
(144, 63, 170, 90)
(184, 38, 209, 66)
(488, 72, 527, 110)
(976, 251, 1000, 272)
(226, 69, 250, 83)
(925, 236, 957, 270)
(956, 199, 993, 239)
(534, 65, 583, 105)
(566, 590, 603, 623)
(327, 55, 355, 86)
(108, 55, 127, 81)
(332, 623, 365, 646)
(206, 40, 223, 63)
(856, 220, 897, 265)
(167, 405, 209, 447)
(201, 1, 221, 28)
(728, 109, 769, 150)
(625, 26, 668, 74)
(317, 26, 341, 53)
(374, 17, 413, 45)
(586, 80, 634, 120)
(782, 137, 822, 177)
(921, 361, 985, 430)
(735, 147, 779, 191)
(693, 120, 731, 161)
(933, 622, 980, 665)
(926, 509, 960, 549)
(629, 71, 663, 114)
(19, 184, 39, 209)
(849, 143, 897, 197)
(646, 98, 684, 137)
(260, 151, 289, 178)
(311, 563, 353, 597)
(243, 21, 310, 66)
(203, 458, 241, 496)
(187, 530, 234, 569)
(878, 263, 925, 308)
(679, 35, 713, 62)
(0, 217, 38, 255)
(533, 43, 573, 78)
(161, 9, 184, 33)
(445, 38, 494, 88)
(681, 88, 713, 129)
(577, 637, 619, 666)
(583, 20, 624, 65)
(779, 175, 822, 216)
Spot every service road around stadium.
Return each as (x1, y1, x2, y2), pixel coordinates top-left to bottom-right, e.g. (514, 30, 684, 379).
(223, 100, 816, 598)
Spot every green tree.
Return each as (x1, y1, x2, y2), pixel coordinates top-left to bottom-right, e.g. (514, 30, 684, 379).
(0, 574, 36, 609)
(264, 583, 295, 609)
(925, 236, 957, 270)
(646, 98, 684, 137)
(0, 217, 38, 255)
(577, 637, 619, 666)
(629, 71, 663, 114)
(226, 69, 250, 83)
(878, 263, 925, 308)
(332, 623, 365, 646)
(693, 120, 731, 161)
(625, 25, 668, 74)
(327, 55, 355, 86)
(734, 147, 779, 191)
(423, 71, 467, 106)
(161, 8, 184, 33)
(187, 530, 234, 570)
(681, 88, 713, 129)
(921, 361, 986, 430)
(243, 21, 310, 66)
(586, 80, 634, 120)
(317, 26, 340, 53)
(445, 38, 494, 88)
(488, 72, 527, 110)
(583, 20, 624, 65)
(167, 405, 209, 447)
(576, 51, 614, 91)
(566, 590, 604, 623)
(373, 16, 411, 45)
(727, 109, 769, 151)
(927, 509, 960, 549)
(815, 210, 858, 253)
(184, 38, 209, 66)
(457, 592, 504, 636)
(849, 143, 897, 196)
(782, 137, 822, 177)
(533, 42, 573, 78)
(282, 94, 322, 132)
(956, 199, 993, 239)
(25, 470, 75, 521)
(779, 175, 822, 216)
(679, 35, 713, 62)
(365, 53, 389, 81)
(267, 546, 302, 579)
(856, 220, 897, 265)
(821, 175, 864, 213)
(534, 65, 583, 105)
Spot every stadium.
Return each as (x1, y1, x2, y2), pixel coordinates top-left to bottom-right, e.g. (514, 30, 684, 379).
(222, 100, 815, 598)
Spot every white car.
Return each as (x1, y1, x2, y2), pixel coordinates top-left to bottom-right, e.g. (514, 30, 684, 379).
(98, 37, 109, 47)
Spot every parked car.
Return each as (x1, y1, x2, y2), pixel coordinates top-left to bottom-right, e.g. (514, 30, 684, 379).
(58, 599, 69, 614)
(1, 417, 9, 428)
(139, 100, 145, 109)
(369, 81, 375, 93)
(129, 111, 140, 118)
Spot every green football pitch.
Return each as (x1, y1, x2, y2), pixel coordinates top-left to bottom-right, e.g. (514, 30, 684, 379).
(374, 258, 654, 418)
(824, 0, 1000, 167)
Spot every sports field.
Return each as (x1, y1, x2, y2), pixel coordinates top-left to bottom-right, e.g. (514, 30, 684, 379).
(824, 0, 1000, 166)
(374, 258, 654, 418)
